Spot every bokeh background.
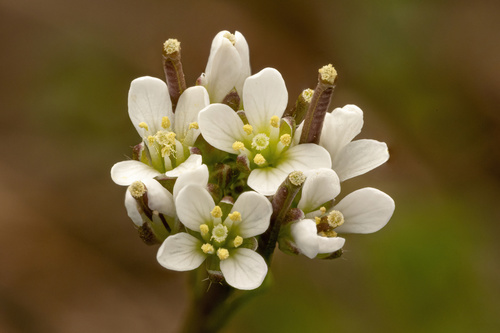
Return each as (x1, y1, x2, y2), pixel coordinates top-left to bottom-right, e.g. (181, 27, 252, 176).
(1, 0, 499, 332)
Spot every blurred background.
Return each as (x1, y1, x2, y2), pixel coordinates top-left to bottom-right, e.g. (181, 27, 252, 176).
(1, 0, 499, 332)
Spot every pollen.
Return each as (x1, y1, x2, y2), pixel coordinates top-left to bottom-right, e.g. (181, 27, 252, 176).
(302, 88, 314, 103)
(211, 206, 223, 218)
(233, 236, 243, 248)
(201, 243, 215, 254)
(217, 248, 230, 260)
(232, 141, 245, 151)
(155, 131, 176, 146)
(138, 122, 149, 131)
(270, 116, 280, 128)
(188, 122, 199, 130)
(251, 133, 270, 151)
(161, 116, 171, 129)
(223, 32, 236, 45)
(243, 124, 253, 135)
(228, 211, 242, 222)
(289, 171, 306, 186)
(129, 181, 146, 198)
(280, 134, 291, 146)
(212, 224, 229, 242)
(319, 64, 337, 85)
(320, 206, 326, 214)
(315, 216, 321, 224)
(161, 145, 173, 157)
(253, 154, 266, 166)
(163, 39, 180, 55)
(327, 210, 344, 228)
(200, 224, 209, 236)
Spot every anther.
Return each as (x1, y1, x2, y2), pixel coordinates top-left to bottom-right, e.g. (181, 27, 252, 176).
(217, 248, 230, 260)
(161, 116, 171, 129)
(315, 216, 321, 224)
(251, 133, 270, 151)
(223, 32, 236, 45)
(200, 224, 209, 236)
(201, 243, 215, 254)
(228, 211, 242, 222)
(327, 210, 344, 228)
(232, 141, 245, 151)
(163, 39, 180, 55)
(138, 122, 149, 131)
(129, 181, 146, 198)
(147, 136, 155, 145)
(270, 116, 280, 128)
(188, 122, 199, 130)
(243, 124, 253, 135)
(253, 154, 267, 166)
(280, 134, 291, 146)
(233, 236, 243, 248)
(320, 206, 326, 214)
(211, 206, 223, 218)
(318, 64, 338, 85)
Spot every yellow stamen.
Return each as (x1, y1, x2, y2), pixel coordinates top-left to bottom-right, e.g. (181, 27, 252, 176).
(319, 64, 337, 84)
(201, 243, 215, 254)
(233, 236, 243, 248)
(147, 136, 155, 145)
(327, 210, 344, 228)
(217, 248, 230, 260)
(211, 206, 222, 218)
(315, 216, 321, 225)
(320, 206, 326, 214)
(200, 224, 209, 236)
(161, 116, 171, 129)
(138, 122, 149, 131)
(188, 122, 199, 130)
(129, 181, 146, 198)
(253, 154, 266, 166)
(232, 141, 245, 151)
(163, 39, 180, 55)
(280, 134, 291, 146)
(161, 145, 172, 157)
(270, 116, 280, 128)
(243, 124, 253, 135)
(228, 211, 242, 222)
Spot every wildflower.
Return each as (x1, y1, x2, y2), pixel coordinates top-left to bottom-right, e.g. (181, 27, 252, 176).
(157, 185, 272, 290)
(199, 67, 331, 195)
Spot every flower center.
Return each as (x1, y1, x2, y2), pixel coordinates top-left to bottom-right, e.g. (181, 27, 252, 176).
(212, 224, 228, 243)
(251, 133, 270, 151)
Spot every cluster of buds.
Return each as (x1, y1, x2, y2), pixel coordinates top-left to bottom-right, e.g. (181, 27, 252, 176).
(111, 31, 395, 290)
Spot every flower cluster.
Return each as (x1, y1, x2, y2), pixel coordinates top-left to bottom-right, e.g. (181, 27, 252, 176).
(111, 30, 395, 290)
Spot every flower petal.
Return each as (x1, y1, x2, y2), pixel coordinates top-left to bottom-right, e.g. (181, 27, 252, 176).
(172, 163, 208, 199)
(220, 248, 268, 290)
(124, 190, 143, 227)
(234, 31, 251, 98)
(128, 76, 173, 136)
(174, 86, 209, 145)
(110, 160, 162, 186)
(290, 219, 320, 259)
(317, 236, 345, 254)
(157, 233, 205, 271)
(247, 167, 289, 196)
(230, 191, 272, 238)
(142, 179, 175, 217)
(175, 184, 215, 231)
(198, 104, 247, 153)
(243, 68, 288, 132)
(165, 154, 202, 178)
(276, 144, 332, 175)
(334, 188, 395, 234)
(319, 105, 363, 160)
(333, 139, 389, 181)
(298, 168, 340, 213)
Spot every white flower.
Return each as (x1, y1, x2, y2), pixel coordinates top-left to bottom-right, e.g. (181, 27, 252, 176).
(288, 168, 395, 258)
(198, 67, 332, 195)
(111, 76, 209, 186)
(157, 185, 272, 290)
(198, 30, 250, 103)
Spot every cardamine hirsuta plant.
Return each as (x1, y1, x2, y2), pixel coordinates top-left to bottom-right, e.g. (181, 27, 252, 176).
(111, 30, 395, 332)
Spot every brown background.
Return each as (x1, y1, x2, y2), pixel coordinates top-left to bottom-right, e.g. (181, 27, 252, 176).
(1, 0, 499, 332)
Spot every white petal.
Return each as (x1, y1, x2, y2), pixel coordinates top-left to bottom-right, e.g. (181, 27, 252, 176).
(234, 31, 251, 98)
(220, 248, 268, 290)
(110, 160, 161, 186)
(230, 192, 272, 238)
(276, 144, 332, 175)
(128, 76, 173, 136)
(165, 154, 202, 177)
(298, 168, 340, 213)
(317, 236, 345, 254)
(124, 190, 143, 227)
(174, 86, 210, 145)
(157, 233, 205, 271)
(142, 179, 175, 217)
(319, 105, 363, 160)
(205, 38, 242, 103)
(334, 188, 395, 234)
(333, 139, 389, 181)
(243, 68, 288, 133)
(290, 219, 319, 259)
(198, 104, 247, 153)
(247, 167, 289, 196)
(175, 185, 215, 231)
(172, 163, 209, 199)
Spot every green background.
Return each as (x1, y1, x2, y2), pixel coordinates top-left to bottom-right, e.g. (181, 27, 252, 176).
(1, 0, 499, 332)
